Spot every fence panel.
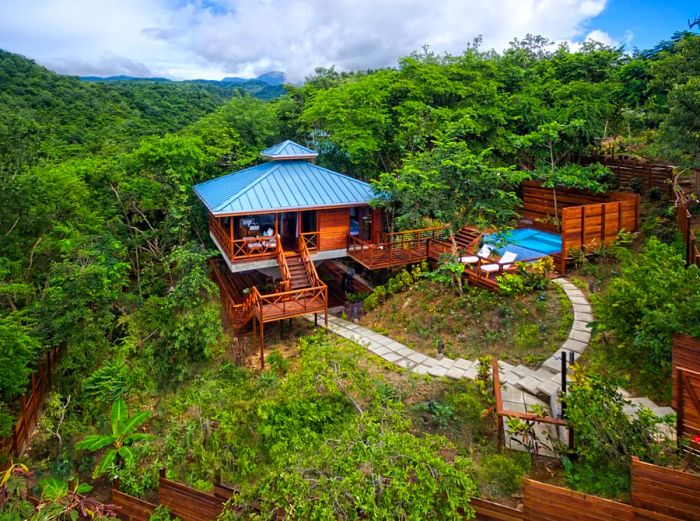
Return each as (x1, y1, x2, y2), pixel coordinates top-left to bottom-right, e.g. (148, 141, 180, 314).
(472, 497, 524, 520)
(0, 346, 60, 458)
(673, 335, 700, 408)
(113, 490, 157, 521)
(631, 457, 700, 520)
(523, 479, 636, 521)
(582, 157, 675, 193)
(158, 476, 226, 521)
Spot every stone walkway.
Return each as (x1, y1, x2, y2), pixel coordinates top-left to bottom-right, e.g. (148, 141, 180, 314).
(305, 277, 674, 430)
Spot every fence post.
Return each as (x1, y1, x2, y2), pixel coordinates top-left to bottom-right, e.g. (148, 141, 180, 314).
(676, 368, 684, 449)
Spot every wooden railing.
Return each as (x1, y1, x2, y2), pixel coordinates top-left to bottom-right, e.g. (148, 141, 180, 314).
(298, 235, 323, 287)
(255, 284, 328, 323)
(347, 225, 450, 269)
(383, 225, 450, 245)
(274, 235, 291, 292)
(300, 231, 319, 252)
(0, 346, 61, 458)
(208, 214, 278, 263)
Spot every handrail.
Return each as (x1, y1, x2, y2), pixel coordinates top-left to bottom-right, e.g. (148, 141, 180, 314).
(275, 234, 291, 292)
(298, 235, 324, 288)
(300, 231, 319, 252)
(383, 225, 450, 243)
(347, 232, 437, 268)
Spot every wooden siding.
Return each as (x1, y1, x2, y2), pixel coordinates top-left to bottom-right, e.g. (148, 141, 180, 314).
(318, 208, 350, 251)
(631, 457, 700, 520)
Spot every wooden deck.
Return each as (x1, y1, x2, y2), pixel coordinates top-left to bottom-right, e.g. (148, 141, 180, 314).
(209, 235, 328, 368)
(346, 225, 450, 269)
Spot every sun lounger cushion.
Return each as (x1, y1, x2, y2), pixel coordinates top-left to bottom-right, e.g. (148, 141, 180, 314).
(460, 244, 493, 264)
(480, 251, 518, 273)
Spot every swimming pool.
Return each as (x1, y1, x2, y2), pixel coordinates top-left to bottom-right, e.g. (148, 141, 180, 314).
(483, 228, 561, 261)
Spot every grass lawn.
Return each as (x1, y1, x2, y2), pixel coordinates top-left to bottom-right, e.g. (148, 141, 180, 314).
(360, 279, 572, 367)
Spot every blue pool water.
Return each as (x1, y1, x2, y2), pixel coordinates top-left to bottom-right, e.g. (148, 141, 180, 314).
(483, 228, 561, 261)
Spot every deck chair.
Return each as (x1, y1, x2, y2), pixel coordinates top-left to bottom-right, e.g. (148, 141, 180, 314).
(460, 244, 493, 264)
(479, 251, 518, 273)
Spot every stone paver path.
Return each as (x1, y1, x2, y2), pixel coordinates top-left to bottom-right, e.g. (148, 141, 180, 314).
(305, 277, 675, 447)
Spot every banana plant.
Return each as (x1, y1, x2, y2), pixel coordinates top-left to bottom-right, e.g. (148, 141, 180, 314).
(75, 399, 151, 478)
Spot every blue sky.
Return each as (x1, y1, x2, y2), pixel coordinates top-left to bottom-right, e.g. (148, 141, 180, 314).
(0, 0, 697, 81)
(591, 0, 698, 51)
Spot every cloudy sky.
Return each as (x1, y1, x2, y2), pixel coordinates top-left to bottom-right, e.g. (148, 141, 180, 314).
(0, 0, 695, 81)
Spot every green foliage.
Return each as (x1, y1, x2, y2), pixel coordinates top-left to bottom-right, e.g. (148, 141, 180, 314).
(373, 140, 526, 230)
(595, 238, 700, 396)
(83, 359, 133, 405)
(149, 506, 181, 521)
(230, 423, 476, 520)
(496, 257, 554, 295)
(477, 453, 530, 499)
(421, 255, 466, 295)
(561, 368, 677, 497)
(75, 399, 152, 478)
(364, 264, 425, 311)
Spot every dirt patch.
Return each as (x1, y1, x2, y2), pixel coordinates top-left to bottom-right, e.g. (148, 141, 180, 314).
(361, 280, 572, 367)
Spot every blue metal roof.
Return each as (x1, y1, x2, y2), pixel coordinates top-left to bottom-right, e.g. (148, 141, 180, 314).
(261, 140, 318, 160)
(193, 159, 374, 215)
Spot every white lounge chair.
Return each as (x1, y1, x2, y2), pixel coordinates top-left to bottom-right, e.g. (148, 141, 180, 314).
(460, 244, 493, 264)
(479, 251, 518, 273)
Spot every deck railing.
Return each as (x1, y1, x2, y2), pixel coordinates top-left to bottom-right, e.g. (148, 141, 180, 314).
(300, 231, 319, 252)
(274, 234, 291, 292)
(347, 225, 450, 269)
(299, 235, 323, 287)
(209, 214, 278, 264)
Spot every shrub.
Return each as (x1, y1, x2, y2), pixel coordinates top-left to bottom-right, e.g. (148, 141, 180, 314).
(477, 453, 530, 499)
(266, 351, 289, 375)
(561, 368, 677, 497)
(595, 238, 700, 396)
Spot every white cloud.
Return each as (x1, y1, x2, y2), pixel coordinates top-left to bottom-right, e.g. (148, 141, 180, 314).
(585, 29, 618, 47)
(0, 0, 609, 81)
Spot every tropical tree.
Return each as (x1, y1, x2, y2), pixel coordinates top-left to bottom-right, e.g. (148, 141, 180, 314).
(75, 399, 151, 478)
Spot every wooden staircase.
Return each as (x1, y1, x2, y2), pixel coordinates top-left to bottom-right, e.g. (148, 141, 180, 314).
(285, 253, 312, 289)
(454, 226, 482, 253)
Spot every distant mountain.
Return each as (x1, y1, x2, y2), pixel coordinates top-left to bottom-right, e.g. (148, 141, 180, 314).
(80, 74, 172, 83)
(83, 71, 286, 87)
(253, 71, 286, 85)
(0, 49, 251, 156)
(80, 71, 287, 100)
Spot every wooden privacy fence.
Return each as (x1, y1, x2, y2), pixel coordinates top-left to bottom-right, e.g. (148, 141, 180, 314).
(672, 335, 700, 453)
(560, 194, 640, 272)
(676, 189, 700, 268)
(113, 470, 231, 521)
(522, 181, 640, 273)
(111, 459, 700, 521)
(582, 156, 675, 194)
(522, 181, 612, 228)
(631, 457, 700, 520)
(0, 346, 60, 458)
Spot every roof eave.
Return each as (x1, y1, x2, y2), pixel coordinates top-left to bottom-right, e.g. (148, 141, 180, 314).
(209, 201, 372, 218)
